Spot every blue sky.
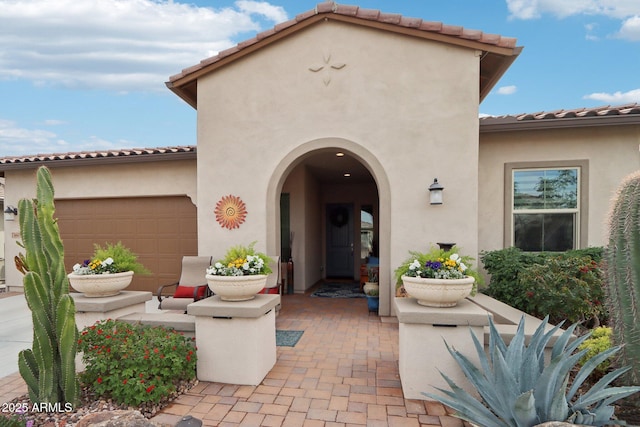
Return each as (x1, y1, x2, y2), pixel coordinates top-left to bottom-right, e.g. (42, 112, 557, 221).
(1, 0, 639, 157)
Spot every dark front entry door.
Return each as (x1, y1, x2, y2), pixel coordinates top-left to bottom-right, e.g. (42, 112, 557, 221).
(326, 203, 354, 278)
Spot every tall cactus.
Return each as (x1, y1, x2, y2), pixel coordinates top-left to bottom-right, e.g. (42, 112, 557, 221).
(605, 170, 640, 385)
(16, 166, 79, 405)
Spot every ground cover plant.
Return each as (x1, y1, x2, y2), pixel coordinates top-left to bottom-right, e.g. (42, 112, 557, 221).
(578, 326, 613, 378)
(78, 319, 196, 407)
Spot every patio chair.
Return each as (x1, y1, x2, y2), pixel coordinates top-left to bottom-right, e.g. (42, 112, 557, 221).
(157, 256, 212, 311)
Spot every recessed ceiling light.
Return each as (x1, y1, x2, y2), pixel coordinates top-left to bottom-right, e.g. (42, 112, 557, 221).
(344, 173, 351, 177)
(336, 152, 345, 157)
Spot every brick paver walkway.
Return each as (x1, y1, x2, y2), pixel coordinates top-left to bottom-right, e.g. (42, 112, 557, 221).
(0, 290, 468, 426)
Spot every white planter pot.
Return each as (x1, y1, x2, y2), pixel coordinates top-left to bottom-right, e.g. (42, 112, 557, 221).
(363, 282, 379, 295)
(206, 274, 267, 301)
(401, 275, 474, 308)
(68, 271, 134, 297)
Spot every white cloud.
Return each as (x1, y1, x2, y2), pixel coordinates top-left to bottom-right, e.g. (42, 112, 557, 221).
(583, 88, 640, 103)
(0, 0, 288, 93)
(236, 1, 287, 22)
(617, 15, 640, 40)
(0, 118, 139, 156)
(506, 0, 640, 20)
(505, 0, 640, 41)
(0, 119, 59, 156)
(42, 119, 66, 126)
(496, 85, 517, 95)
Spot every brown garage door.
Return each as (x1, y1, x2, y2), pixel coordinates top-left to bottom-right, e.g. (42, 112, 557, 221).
(55, 196, 198, 294)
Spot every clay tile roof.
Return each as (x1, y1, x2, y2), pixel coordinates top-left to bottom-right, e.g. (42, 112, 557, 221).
(167, 1, 522, 108)
(480, 103, 640, 131)
(0, 145, 197, 172)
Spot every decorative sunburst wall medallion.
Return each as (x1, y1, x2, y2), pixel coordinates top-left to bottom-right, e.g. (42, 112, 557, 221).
(215, 195, 247, 229)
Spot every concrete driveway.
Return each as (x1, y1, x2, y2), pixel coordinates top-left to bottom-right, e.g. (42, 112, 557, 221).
(0, 293, 32, 378)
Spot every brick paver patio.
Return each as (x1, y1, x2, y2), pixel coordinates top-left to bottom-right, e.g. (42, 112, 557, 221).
(0, 290, 469, 426)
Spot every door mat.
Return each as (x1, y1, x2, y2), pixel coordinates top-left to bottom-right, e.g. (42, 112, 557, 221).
(276, 330, 304, 347)
(310, 282, 365, 298)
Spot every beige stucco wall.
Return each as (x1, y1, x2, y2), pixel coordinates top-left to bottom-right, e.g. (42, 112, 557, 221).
(281, 163, 323, 292)
(478, 125, 640, 253)
(196, 20, 481, 315)
(3, 160, 197, 288)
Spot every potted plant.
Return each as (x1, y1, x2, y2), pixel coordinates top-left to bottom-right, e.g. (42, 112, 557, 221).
(206, 242, 272, 301)
(364, 284, 379, 312)
(394, 245, 480, 307)
(68, 241, 150, 297)
(363, 267, 379, 296)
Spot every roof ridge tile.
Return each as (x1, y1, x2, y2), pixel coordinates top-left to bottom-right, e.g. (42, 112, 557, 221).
(168, 2, 522, 85)
(0, 145, 197, 166)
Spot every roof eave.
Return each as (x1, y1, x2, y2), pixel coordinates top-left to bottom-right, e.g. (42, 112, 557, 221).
(166, 81, 197, 109)
(480, 114, 640, 133)
(167, 12, 522, 109)
(479, 47, 522, 103)
(0, 148, 197, 177)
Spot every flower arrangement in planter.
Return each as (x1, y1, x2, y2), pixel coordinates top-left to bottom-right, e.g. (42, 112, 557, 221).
(395, 246, 481, 307)
(69, 242, 150, 297)
(206, 242, 272, 301)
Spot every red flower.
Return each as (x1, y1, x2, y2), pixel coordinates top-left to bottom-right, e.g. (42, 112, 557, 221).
(123, 379, 127, 385)
(146, 385, 155, 393)
(97, 377, 102, 384)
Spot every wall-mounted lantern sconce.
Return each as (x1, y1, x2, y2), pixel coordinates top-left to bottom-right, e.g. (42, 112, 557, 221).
(428, 178, 444, 205)
(4, 205, 17, 221)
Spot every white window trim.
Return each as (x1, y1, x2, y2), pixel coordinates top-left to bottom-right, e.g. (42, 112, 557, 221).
(503, 160, 589, 250)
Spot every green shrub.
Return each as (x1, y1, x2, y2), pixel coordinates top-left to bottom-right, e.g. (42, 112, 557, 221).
(78, 319, 196, 406)
(480, 247, 548, 305)
(92, 241, 151, 275)
(517, 256, 607, 326)
(578, 326, 613, 376)
(480, 247, 605, 325)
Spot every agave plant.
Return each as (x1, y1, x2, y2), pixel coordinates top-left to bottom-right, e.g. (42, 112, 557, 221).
(424, 316, 640, 426)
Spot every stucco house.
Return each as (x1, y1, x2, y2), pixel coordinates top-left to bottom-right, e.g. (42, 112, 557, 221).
(1, 2, 639, 317)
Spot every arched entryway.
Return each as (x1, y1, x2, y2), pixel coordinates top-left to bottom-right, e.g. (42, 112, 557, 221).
(266, 138, 392, 316)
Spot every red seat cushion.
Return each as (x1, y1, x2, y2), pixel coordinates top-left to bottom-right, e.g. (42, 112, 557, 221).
(173, 285, 206, 299)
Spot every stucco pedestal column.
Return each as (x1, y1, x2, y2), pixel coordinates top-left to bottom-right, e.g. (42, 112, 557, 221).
(71, 291, 152, 330)
(71, 291, 152, 372)
(394, 297, 491, 400)
(187, 294, 280, 385)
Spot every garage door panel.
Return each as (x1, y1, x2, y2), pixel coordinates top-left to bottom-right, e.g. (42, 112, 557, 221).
(56, 196, 198, 294)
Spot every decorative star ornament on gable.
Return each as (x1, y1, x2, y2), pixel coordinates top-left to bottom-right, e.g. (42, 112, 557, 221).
(309, 53, 346, 86)
(215, 195, 247, 229)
